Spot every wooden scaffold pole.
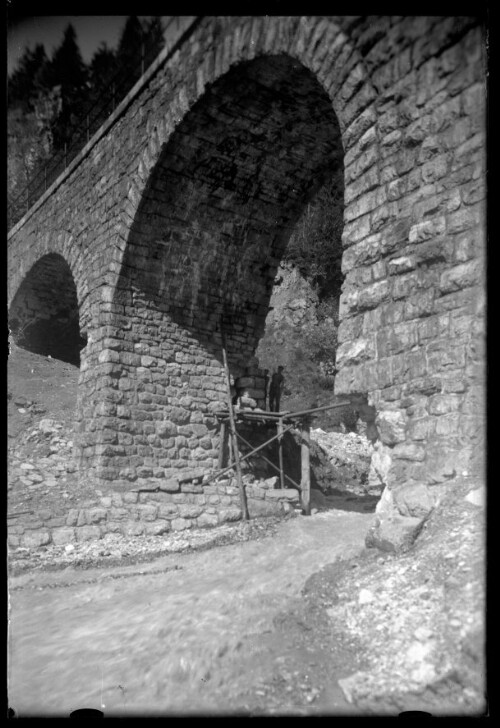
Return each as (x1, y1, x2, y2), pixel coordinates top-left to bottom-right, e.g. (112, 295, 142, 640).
(220, 327, 249, 520)
(300, 418, 311, 515)
(277, 416, 285, 489)
(204, 422, 295, 486)
(217, 420, 227, 470)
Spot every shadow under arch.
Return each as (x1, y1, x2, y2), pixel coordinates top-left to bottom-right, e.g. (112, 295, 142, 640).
(118, 53, 344, 366)
(8, 252, 86, 367)
(109, 53, 345, 478)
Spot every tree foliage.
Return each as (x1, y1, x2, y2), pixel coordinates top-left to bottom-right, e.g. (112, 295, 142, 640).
(116, 15, 145, 87)
(284, 167, 344, 301)
(45, 24, 88, 94)
(8, 16, 166, 219)
(115, 15, 165, 89)
(8, 44, 51, 110)
(46, 24, 89, 150)
(144, 16, 166, 58)
(302, 298, 339, 373)
(88, 43, 117, 95)
(276, 172, 345, 383)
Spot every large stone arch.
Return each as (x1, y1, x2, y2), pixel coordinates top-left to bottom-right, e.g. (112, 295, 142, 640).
(5, 16, 486, 546)
(9, 15, 481, 526)
(104, 16, 377, 287)
(89, 16, 379, 487)
(78, 18, 377, 487)
(8, 227, 91, 340)
(8, 250, 89, 367)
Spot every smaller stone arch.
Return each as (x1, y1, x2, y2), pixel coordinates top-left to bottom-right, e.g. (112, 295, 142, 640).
(8, 253, 86, 367)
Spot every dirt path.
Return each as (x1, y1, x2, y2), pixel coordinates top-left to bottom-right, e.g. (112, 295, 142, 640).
(8, 509, 373, 717)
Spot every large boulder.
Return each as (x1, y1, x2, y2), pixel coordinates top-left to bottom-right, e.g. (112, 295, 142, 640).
(365, 513, 425, 553)
(392, 483, 436, 519)
(365, 484, 430, 552)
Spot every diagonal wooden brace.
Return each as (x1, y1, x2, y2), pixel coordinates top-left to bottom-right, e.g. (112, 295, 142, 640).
(235, 430, 301, 492)
(203, 423, 295, 486)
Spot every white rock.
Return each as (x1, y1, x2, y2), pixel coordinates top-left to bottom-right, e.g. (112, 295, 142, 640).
(20, 463, 35, 470)
(338, 671, 365, 703)
(39, 419, 58, 434)
(410, 662, 437, 684)
(64, 544, 75, 553)
(358, 588, 374, 604)
(465, 487, 485, 508)
(407, 640, 433, 662)
(414, 626, 433, 641)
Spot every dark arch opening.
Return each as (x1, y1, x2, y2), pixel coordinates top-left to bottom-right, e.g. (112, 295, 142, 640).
(9, 253, 85, 367)
(118, 53, 344, 367)
(110, 53, 346, 479)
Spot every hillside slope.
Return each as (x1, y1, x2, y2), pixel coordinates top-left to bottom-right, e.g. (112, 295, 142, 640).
(256, 262, 357, 431)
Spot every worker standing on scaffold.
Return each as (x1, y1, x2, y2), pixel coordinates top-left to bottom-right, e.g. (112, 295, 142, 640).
(269, 366, 285, 412)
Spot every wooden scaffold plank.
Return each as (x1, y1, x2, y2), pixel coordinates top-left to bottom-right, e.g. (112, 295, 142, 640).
(300, 420, 311, 515)
(277, 416, 285, 489)
(220, 329, 249, 521)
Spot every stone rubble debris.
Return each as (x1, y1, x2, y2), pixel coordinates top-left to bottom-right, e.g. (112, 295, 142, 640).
(9, 517, 284, 574)
(309, 428, 376, 496)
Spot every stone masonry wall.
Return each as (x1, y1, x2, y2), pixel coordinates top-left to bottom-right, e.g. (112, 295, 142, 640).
(8, 16, 486, 539)
(333, 16, 486, 546)
(76, 25, 347, 487)
(8, 475, 297, 550)
(335, 18, 485, 472)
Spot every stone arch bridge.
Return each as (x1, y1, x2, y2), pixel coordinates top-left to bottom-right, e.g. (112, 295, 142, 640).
(8, 16, 486, 537)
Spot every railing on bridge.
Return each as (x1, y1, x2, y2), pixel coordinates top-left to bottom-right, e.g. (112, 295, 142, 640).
(7, 17, 201, 231)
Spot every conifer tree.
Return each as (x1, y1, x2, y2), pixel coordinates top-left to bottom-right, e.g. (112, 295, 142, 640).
(86, 43, 117, 125)
(46, 23, 88, 95)
(8, 44, 50, 110)
(46, 24, 89, 150)
(116, 15, 144, 89)
(89, 42, 117, 94)
(143, 16, 165, 66)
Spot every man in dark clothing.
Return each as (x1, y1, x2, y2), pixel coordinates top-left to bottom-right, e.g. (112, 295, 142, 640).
(263, 369, 270, 404)
(269, 366, 285, 412)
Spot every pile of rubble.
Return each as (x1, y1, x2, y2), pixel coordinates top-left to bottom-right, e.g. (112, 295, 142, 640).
(8, 418, 81, 514)
(309, 428, 376, 496)
(330, 478, 485, 714)
(9, 516, 286, 576)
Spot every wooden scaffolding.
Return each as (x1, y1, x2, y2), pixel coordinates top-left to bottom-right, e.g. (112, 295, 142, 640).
(208, 402, 351, 518)
(215, 322, 350, 519)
